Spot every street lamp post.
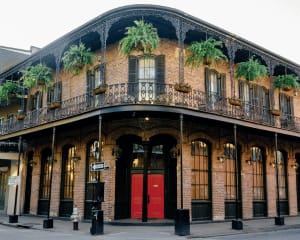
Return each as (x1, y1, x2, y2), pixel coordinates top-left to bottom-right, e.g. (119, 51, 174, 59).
(175, 114, 190, 236)
(232, 124, 243, 230)
(274, 133, 284, 225)
(43, 127, 55, 228)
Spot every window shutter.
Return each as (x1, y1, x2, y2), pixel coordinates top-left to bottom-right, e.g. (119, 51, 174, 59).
(46, 86, 52, 104)
(86, 70, 92, 107)
(238, 80, 243, 100)
(155, 55, 165, 95)
(29, 95, 34, 110)
(128, 56, 138, 96)
(55, 81, 62, 102)
(204, 67, 210, 93)
(38, 91, 43, 108)
(100, 63, 105, 84)
(220, 73, 226, 98)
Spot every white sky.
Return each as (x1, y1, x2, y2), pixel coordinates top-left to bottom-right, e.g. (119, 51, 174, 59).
(1, 0, 300, 64)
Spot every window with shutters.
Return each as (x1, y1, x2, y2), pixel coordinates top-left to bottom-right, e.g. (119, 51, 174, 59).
(94, 63, 105, 88)
(239, 81, 269, 121)
(205, 68, 226, 110)
(29, 91, 43, 110)
(128, 55, 165, 101)
(279, 93, 293, 128)
(47, 81, 62, 104)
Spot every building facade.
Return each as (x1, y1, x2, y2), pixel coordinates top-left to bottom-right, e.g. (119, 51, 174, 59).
(0, 5, 300, 223)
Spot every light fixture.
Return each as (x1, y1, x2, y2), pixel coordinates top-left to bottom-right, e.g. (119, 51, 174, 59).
(112, 146, 122, 159)
(169, 146, 179, 159)
(144, 116, 150, 121)
(28, 160, 37, 166)
(291, 161, 299, 169)
(245, 159, 252, 165)
(71, 154, 81, 163)
(217, 155, 225, 163)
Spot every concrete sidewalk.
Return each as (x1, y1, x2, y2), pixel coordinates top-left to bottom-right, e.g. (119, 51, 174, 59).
(0, 214, 300, 239)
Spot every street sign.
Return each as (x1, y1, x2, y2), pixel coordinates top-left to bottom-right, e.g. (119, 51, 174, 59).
(90, 162, 106, 171)
(8, 176, 20, 185)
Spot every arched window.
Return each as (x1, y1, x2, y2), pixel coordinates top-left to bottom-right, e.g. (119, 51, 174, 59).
(275, 150, 287, 200)
(191, 140, 209, 200)
(251, 147, 265, 200)
(224, 143, 236, 200)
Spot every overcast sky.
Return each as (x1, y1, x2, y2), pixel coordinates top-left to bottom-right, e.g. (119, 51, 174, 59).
(1, 0, 300, 64)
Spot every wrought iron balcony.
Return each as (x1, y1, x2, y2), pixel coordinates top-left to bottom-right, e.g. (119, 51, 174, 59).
(0, 82, 299, 135)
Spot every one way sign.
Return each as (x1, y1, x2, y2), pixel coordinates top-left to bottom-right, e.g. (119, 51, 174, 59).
(90, 162, 106, 171)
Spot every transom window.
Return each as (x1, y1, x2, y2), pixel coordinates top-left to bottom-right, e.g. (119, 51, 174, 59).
(191, 140, 209, 200)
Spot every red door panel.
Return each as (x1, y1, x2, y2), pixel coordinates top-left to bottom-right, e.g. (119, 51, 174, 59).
(131, 174, 143, 218)
(148, 174, 164, 219)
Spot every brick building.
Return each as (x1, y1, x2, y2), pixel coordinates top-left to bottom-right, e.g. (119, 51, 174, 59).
(0, 5, 300, 224)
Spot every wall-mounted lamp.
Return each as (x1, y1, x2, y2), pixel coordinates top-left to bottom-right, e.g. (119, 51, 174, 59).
(291, 161, 299, 169)
(112, 146, 122, 159)
(28, 160, 37, 167)
(269, 160, 283, 168)
(245, 159, 252, 165)
(217, 155, 225, 163)
(71, 154, 81, 163)
(169, 146, 179, 159)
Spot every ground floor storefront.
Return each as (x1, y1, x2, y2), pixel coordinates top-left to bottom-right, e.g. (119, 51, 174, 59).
(1, 113, 300, 223)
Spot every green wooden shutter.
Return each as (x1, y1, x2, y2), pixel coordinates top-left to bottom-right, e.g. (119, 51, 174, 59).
(86, 70, 92, 107)
(128, 56, 138, 96)
(220, 73, 226, 98)
(155, 55, 165, 95)
(55, 81, 62, 102)
(46, 86, 52, 104)
(204, 67, 210, 93)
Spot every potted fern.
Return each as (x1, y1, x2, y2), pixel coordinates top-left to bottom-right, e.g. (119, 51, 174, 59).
(236, 56, 267, 81)
(0, 80, 22, 101)
(62, 43, 96, 75)
(21, 63, 53, 89)
(119, 20, 160, 56)
(273, 74, 299, 91)
(185, 37, 227, 67)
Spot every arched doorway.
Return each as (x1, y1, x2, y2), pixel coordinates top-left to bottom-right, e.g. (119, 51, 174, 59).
(114, 134, 177, 220)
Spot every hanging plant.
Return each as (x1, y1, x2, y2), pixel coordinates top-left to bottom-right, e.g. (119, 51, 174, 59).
(62, 43, 96, 75)
(185, 37, 227, 68)
(273, 74, 299, 91)
(0, 80, 22, 102)
(21, 63, 53, 89)
(236, 56, 267, 81)
(119, 20, 160, 56)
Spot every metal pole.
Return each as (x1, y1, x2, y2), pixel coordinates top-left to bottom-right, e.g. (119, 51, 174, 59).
(180, 114, 183, 209)
(234, 125, 239, 219)
(47, 127, 56, 220)
(98, 115, 102, 181)
(275, 133, 281, 218)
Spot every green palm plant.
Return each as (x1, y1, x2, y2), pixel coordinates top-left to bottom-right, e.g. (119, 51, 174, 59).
(236, 56, 267, 81)
(62, 43, 96, 75)
(0, 80, 22, 101)
(185, 37, 227, 68)
(21, 63, 53, 88)
(273, 74, 299, 91)
(119, 20, 160, 56)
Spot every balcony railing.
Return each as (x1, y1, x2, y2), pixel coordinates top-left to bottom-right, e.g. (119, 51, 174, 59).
(0, 83, 299, 135)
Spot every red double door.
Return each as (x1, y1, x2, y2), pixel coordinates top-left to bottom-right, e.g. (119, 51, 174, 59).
(131, 174, 164, 219)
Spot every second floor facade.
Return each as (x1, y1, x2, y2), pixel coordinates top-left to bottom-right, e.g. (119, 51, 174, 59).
(0, 5, 299, 138)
